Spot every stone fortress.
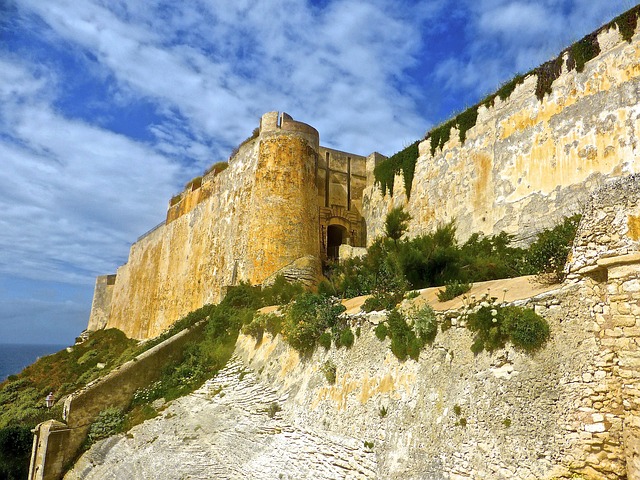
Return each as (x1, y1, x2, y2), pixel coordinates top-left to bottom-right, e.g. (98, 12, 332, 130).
(30, 6, 640, 479)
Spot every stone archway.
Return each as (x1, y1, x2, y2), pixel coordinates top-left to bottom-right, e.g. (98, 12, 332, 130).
(326, 224, 348, 260)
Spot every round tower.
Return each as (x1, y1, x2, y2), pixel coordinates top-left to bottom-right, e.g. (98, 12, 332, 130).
(246, 112, 321, 285)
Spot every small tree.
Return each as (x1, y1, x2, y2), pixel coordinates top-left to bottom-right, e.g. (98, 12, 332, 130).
(385, 206, 411, 244)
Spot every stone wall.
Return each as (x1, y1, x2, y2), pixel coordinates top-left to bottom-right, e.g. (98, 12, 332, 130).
(87, 275, 116, 331)
(105, 135, 260, 339)
(102, 112, 329, 340)
(363, 25, 640, 245)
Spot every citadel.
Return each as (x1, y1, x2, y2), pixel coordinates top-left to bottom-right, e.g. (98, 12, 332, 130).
(28, 6, 640, 479)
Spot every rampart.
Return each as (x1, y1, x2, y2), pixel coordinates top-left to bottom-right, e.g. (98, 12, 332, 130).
(363, 22, 640, 245)
(99, 112, 356, 339)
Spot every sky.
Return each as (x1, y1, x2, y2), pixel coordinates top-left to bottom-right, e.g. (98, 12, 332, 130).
(0, 0, 635, 345)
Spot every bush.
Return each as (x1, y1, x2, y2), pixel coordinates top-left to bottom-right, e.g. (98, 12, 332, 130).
(321, 361, 337, 384)
(281, 293, 345, 354)
(318, 332, 332, 350)
(465, 300, 550, 354)
(0, 426, 32, 480)
(503, 306, 550, 352)
(387, 309, 421, 361)
(525, 215, 581, 282)
(87, 407, 125, 444)
(375, 323, 388, 341)
(408, 304, 438, 344)
(385, 206, 411, 243)
(437, 281, 472, 302)
(339, 328, 355, 349)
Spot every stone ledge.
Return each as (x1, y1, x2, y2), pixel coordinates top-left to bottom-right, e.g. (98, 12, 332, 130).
(575, 253, 640, 275)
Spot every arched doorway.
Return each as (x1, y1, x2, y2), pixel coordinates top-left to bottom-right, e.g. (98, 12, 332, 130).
(327, 224, 348, 260)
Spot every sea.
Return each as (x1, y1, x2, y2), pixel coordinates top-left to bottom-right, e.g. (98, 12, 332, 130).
(0, 344, 67, 382)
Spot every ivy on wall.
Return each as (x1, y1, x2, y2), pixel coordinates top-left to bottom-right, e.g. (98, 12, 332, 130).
(373, 141, 420, 197)
(374, 5, 640, 198)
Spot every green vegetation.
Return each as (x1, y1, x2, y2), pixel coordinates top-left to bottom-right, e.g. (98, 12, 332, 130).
(184, 176, 202, 191)
(170, 193, 182, 206)
(437, 281, 472, 302)
(373, 141, 420, 197)
(465, 297, 550, 354)
(569, 34, 601, 73)
(607, 5, 640, 43)
(204, 161, 229, 176)
(87, 407, 125, 444)
(385, 206, 411, 244)
(525, 214, 581, 282)
(328, 209, 580, 306)
(321, 360, 337, 385)
(0, 426, 32, 480)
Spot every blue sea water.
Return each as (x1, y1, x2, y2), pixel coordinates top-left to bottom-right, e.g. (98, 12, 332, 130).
(0, 344, 66, 382)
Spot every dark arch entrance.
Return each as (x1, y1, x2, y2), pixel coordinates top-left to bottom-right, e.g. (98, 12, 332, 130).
(327, 224, 347, 260)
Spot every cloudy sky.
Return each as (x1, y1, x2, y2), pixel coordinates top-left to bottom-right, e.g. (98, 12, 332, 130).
(0, 0, 633, 345)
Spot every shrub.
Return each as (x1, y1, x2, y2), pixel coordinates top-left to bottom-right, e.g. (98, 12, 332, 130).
(87, 407, 125, 444)
(465, 300, 550, 354)
(321, 360, 337, 384)
(262, 275, 304, 306)
(437, 281, 472, 302)
(375, 323, 388, 341)
(318, 332, 332, 350)
(0, 425, 32, 480)
(339, 328, 355, 349)
(385, 206, 411, 243)
(242, 317, 265, 343)
(204, 161, 229, 176)
(408, 304, 438, 344)
(387, 309, 421, 361)
(503, 306, 550, 352)
(361, 292, 400, 312)
(281, 294, 345, 354)
(525, 214, 581, 282)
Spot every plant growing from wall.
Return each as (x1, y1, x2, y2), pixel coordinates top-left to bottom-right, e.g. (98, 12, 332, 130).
(373, 141, 420, 197)
(204, 161, 229, 176)
(321, 360, 337, 384)
(464, 295, 550, 354)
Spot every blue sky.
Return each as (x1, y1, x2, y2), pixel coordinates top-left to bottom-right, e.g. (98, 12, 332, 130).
(0, 0, 634, 345)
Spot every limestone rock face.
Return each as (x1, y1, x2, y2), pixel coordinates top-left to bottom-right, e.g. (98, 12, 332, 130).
(66, 358, 377, 480)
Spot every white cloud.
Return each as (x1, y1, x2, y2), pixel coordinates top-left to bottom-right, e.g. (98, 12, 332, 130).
(0, 56, 180, 284)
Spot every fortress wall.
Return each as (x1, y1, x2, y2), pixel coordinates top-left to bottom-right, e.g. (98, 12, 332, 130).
(104, 112, 326, 340)
(87, 275, 116, 331)
(363, 26, 640, 244)
(246, 118, 321, 285)
(106, 138, 260, 339)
